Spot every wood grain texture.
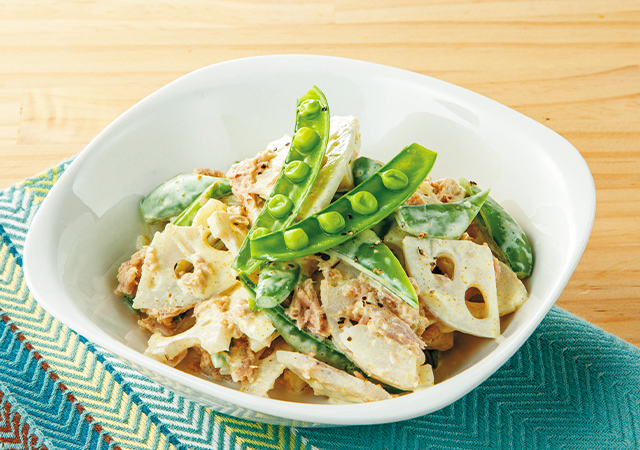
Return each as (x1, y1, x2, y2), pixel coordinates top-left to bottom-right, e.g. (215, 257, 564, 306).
(0, 0, 638, 345)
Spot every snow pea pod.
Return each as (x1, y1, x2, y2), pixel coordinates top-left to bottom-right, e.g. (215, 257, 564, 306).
(264, 306, 364, 375)
(233, 86, 331, 275)
(328, 229, 419, 308)
(240, 276, 361, 374)
(241, 274, 405, 393)
(250, 143, 437, 261)
(351, 157, 396, 237)
(254, 261, 301, 309)
(352, 157, 397, 237)
(172, 178, 233, 226)
(210, 352, 229, 368)
(395, 188, 490, 239)
(352, 156, 383, 186)
(370, 214, 396, 239)
(140, 174, 231, 224)
(424, 349, 439, 369)
(237, 273, 259, 311)
(121, 294, 140, 313)
(460, 178, 533, 278)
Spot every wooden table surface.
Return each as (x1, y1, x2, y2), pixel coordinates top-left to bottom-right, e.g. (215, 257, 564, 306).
(1, 1, 638, 346)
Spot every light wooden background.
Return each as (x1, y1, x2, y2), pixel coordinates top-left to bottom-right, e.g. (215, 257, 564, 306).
(1, 1, 638, 345)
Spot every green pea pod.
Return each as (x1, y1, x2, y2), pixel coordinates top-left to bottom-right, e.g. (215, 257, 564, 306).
(173, 178, 233, 226)
(255, 262, 301, 309)
(241, 274, 404, 393)
(210, 352, 229, 369)
(250, 143, 437, 261)
(352, 156, 383, 186)
(264, 306, 364, 375)
(140, 174, 230, 223)
(121, 294, 140, 313)
(297, 116, 360, 219)
(460, 178, 533, 278)
(328, 229, 419, 308)
(424, 349, 439, 369)
(239, 276, 361, 373)
(353, 157, 406, 238)
(233, 86, 331, 275)
(370, 214, 395, 238)
(395, 188, 490, 239)
(237, 273, 259, 311)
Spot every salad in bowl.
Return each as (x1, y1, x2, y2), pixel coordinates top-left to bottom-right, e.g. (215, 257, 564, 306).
(116, 86, 533, 403)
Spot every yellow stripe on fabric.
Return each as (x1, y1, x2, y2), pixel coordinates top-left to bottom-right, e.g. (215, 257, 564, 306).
(20, 165, 64, 187)
(288, 430, 304, 450)
(1, 264, 21, 294)
(213, 415, 307, 450)
(0, 243, 178, 450)
(3, 168, 310, 450)
(23, 187, 55, 202)
(20, 165, 66, 203)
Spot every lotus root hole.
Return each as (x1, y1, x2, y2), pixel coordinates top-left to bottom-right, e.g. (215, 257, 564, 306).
(465, 286, 489, 319)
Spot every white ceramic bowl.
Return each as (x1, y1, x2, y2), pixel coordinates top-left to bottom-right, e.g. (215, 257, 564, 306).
(23, 55, 595, 427)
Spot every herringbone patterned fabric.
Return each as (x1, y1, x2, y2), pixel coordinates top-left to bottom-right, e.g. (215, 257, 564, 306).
(0, 161, 638, 450)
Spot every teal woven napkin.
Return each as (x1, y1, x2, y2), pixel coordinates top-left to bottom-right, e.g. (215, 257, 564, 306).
(0, 161, 638, 450)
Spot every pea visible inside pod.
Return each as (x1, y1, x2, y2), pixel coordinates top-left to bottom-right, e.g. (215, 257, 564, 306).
(283, 228, 309, 250)
(381, 169, 409, 191)
(298, 99, 321, 119)
(251, 227, 269, 240)
(267, 194, 294, 219)
(293, 127, 320, 154)
(317, 211, 346, 234)
(232, 85, 330, 276)
(284, 160, 311, 184)
(350, 191, 378, 216)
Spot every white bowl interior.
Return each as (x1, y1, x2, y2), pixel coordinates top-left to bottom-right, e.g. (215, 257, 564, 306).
(23, 55, 595, 426)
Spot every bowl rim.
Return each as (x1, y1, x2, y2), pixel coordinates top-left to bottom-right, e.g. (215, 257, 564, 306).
(23, 54, 596, 426)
